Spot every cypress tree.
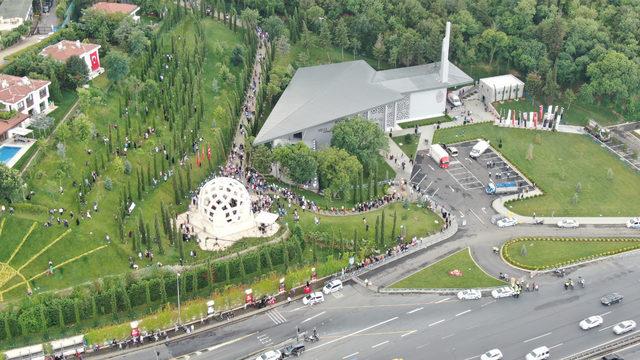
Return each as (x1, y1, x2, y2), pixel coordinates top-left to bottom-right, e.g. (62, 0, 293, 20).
(224, 262, 231, 284)
(154, 215, 164, 254)
(353, 229, 358, 257)
(380, 209, 386, 248)
(238, 253, 246, 281)
(264, 247, 273, 270)
(391, 210, 397, 244)
(283, 244, 289, 272)
(374, 216, 380, 249)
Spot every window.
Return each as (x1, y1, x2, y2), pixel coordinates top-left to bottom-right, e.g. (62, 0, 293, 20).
(293, 132, 303, 139)
(39, 87, 48, 98)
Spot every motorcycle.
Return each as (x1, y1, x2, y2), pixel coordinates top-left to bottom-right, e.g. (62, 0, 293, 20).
(533, 219, 544, 225)
(304, 334, 319, 343)
(553, 268, 565, 277)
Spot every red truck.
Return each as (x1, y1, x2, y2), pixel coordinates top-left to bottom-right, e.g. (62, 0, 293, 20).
(430, 144, 450, 168)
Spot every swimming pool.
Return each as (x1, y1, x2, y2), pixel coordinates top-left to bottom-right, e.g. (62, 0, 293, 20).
(0, 146, 21, 165)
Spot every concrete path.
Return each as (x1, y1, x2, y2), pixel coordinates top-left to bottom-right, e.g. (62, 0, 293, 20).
(0, 35, 49, 66)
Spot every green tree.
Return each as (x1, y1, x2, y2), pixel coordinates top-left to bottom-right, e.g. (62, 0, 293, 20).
(104, 50, 130, 83)
(373, 33, 386, 69)
(331, 117, 388, 173)
(476, 28, 509, 65)
(251, 145, 273, 174)
(334, 18, 350, 60)
(585, 50, 640, 108)
(273, 142, 318, 184)
(316, 147, 362, 199)
(63, 55, 89, 89)
(0, 165, 23, 201)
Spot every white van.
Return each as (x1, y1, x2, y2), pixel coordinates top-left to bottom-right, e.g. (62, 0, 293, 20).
(470, 140, 490, 159)
(448, 92, 462, 107)
(525, 346, 550, 360)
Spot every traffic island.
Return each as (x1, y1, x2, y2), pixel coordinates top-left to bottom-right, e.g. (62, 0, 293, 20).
(502, 237, 640, 271)
(388, 248, 504, 290)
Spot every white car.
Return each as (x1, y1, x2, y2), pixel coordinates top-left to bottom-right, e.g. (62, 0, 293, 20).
(448, 92, 462, 107)
(627, 217, 640, 229)
(613, 320, 636, 335)
(322, 279, 343, 294)
(302, 292, 325, 305)
(557, 219, 579, 228)
(579, 315, 604, 330)
(526, 346, 550, 360)
(491, 286, 515, 299)
(457, 289, 481, 300)
(497, 217, 518, 228)
(256, 350, 281, 360)
(481, 349, 503, 360)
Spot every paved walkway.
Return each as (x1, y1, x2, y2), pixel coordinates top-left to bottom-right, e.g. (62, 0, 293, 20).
(0, 35, 48, 66)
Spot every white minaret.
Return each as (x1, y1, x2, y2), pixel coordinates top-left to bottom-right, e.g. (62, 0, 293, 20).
(440, 21, 451, 83)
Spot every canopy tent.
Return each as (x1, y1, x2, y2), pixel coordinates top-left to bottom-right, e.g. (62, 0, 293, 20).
(4, 344, 45, 360)
(11, 127, 32, 136)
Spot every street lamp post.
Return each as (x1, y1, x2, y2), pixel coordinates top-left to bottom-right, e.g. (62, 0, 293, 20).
(177, 273, 181, 325)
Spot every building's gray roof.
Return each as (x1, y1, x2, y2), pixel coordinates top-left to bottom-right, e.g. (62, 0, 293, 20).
(254, 61, 402, 144)
(373, 61, 473, 93)
(254, 60, 472, 145)
(0, 0, 32, 20)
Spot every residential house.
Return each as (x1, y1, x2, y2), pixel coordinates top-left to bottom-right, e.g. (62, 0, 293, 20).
(41, 40, 103, 79)
(0, 0, 33, 31)
(91, 2, 140, 21)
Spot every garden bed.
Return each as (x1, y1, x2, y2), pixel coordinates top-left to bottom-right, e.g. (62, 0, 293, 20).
(502, 237, 640, 270)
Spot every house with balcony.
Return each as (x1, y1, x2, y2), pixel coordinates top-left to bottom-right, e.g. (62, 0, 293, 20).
(41, 40, 103, 79)
(90, 2, 140, 21)
(0, 74, 51, 116)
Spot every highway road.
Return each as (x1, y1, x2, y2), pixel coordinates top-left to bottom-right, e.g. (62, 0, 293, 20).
(105, 243, 640, 360)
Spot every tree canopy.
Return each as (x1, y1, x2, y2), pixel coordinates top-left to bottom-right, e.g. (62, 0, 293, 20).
(273, 142, 317, 184)
(0, 165, 23, 202)
(316, 147, 362, 199)
(331, 117, 388, 173)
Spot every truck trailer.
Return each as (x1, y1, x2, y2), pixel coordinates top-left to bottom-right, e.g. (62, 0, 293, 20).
(584, 119, 610, 142)
(430, 144, 450, 168)
(485, 181, 519, 195)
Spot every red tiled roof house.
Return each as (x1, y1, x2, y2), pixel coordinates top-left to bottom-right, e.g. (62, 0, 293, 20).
(91, 2, 140, 21)
(41, 40, 103, 79)
(0, 74, 50, 142)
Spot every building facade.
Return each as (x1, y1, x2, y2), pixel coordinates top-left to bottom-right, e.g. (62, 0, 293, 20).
(41, 40, 103, 79)
(0, 74, 51, 116)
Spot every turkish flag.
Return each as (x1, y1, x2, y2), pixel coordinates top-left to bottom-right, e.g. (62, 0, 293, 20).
(89, 51, 100, 71)
(207, 144, 211, 160)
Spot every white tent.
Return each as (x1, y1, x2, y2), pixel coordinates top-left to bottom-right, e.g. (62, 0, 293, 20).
(479, 74, 525, 104)
(255, 211, 279, 226)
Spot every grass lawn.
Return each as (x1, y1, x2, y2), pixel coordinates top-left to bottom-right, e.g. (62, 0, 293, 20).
(390, 248, 504, 289)
(3, 18, 245, 301)
(503, 237, 640, 270)
(433, 123, 640, 216)
(493, 97, 623, 127)
(392, 134, 419, 159)
(282, 202, 443, 253)
(397, 115, 452, 129)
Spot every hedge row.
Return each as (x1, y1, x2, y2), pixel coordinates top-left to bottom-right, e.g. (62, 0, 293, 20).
(0, 238, 305, 342)
(502, 237, 640, 270)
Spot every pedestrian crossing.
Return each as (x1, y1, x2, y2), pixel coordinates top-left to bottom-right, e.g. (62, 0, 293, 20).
(266, 309, 287, 325)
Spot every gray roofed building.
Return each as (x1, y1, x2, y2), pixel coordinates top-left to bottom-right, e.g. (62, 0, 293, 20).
(0, 0, 32, 31)
(254, 21, 473, 148)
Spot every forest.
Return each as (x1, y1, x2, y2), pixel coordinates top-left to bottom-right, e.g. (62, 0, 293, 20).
(208, 0, 640, 119)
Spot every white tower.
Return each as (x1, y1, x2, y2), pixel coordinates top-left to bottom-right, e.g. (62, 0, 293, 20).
(440, 21, 451, 83)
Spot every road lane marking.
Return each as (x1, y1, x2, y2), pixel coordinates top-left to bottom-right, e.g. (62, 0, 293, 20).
(428, 165, 435, 171)
(599, 324, 615, 332)
(407, 307, 423, 314)
(462, 356, 479, 360)
(371, 340, 389, 348)
(342, 352, 359, 359)
(523, 332, 552, 343)
(301, 311, 326, 324)
(204, 332, 257, 352)
(458, 210, 464, 218)
(416, 344, 428, 349)
(432, 188, 439, 196)
(481, 207, 487, 214)
(401, 330, 417, 337)
(455, 309, 471, 317)
(308, 317, 398, 350)
(441, 333, 455, 339)
(600, 311, 612, 316)
(448, 185, 455, 192)
(549, 343, 563, 349)
(435, 297, 450, 304)
(290, 306, 305, 312)
(429, 319, 445, 327)
(481, 300, 496, 308)
(469, 209, 485, 224)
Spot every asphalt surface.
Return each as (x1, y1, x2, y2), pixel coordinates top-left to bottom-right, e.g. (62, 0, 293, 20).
(103, 135, 640, 360)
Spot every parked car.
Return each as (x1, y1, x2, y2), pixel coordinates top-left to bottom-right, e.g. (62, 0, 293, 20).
(557, 219, 579, 228)
(448, 92, 462, 107)
(602, 355, 624, 360)
(447, 146, 459, 156)
(322, 279, 343, 294)
(627, 218, 640, 229)
(256, 350, 281, 360)
(497, 217, 517, 228)
(580, 315, 604, 330)
(280, 343, 305, 357)
(491, 286, 515, 299)
(601, 293, 624, 306)
(457, 289, 481, 300)
(526, 346, 550, 360)
(480, 349, 503, 360)
(613, 320, 636, 335)
(302, 292, 325, 305)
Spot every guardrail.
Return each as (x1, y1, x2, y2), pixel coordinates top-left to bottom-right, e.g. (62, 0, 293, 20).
(561, 331, 640, 359)
(379, 287, 503, 296)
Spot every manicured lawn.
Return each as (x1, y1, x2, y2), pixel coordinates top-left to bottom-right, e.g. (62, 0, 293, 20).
(392, 134, 419, 159)
(493, 98, 623, 127)
(397, 115, 451, 129)
(390, 248, 503, 289)
(503, 237, 640, 270)
(433, 123, 640, 216)
(282, 202, 443, 253)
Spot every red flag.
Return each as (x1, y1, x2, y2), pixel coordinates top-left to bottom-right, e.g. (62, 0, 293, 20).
(201, 146, 205, 162)
(511, 110, 515, 126)
(539, 105, 543, 125)
(196, 150, 200, 167)
(207, 144, 212, 160)
(533, 112, 538, 128)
